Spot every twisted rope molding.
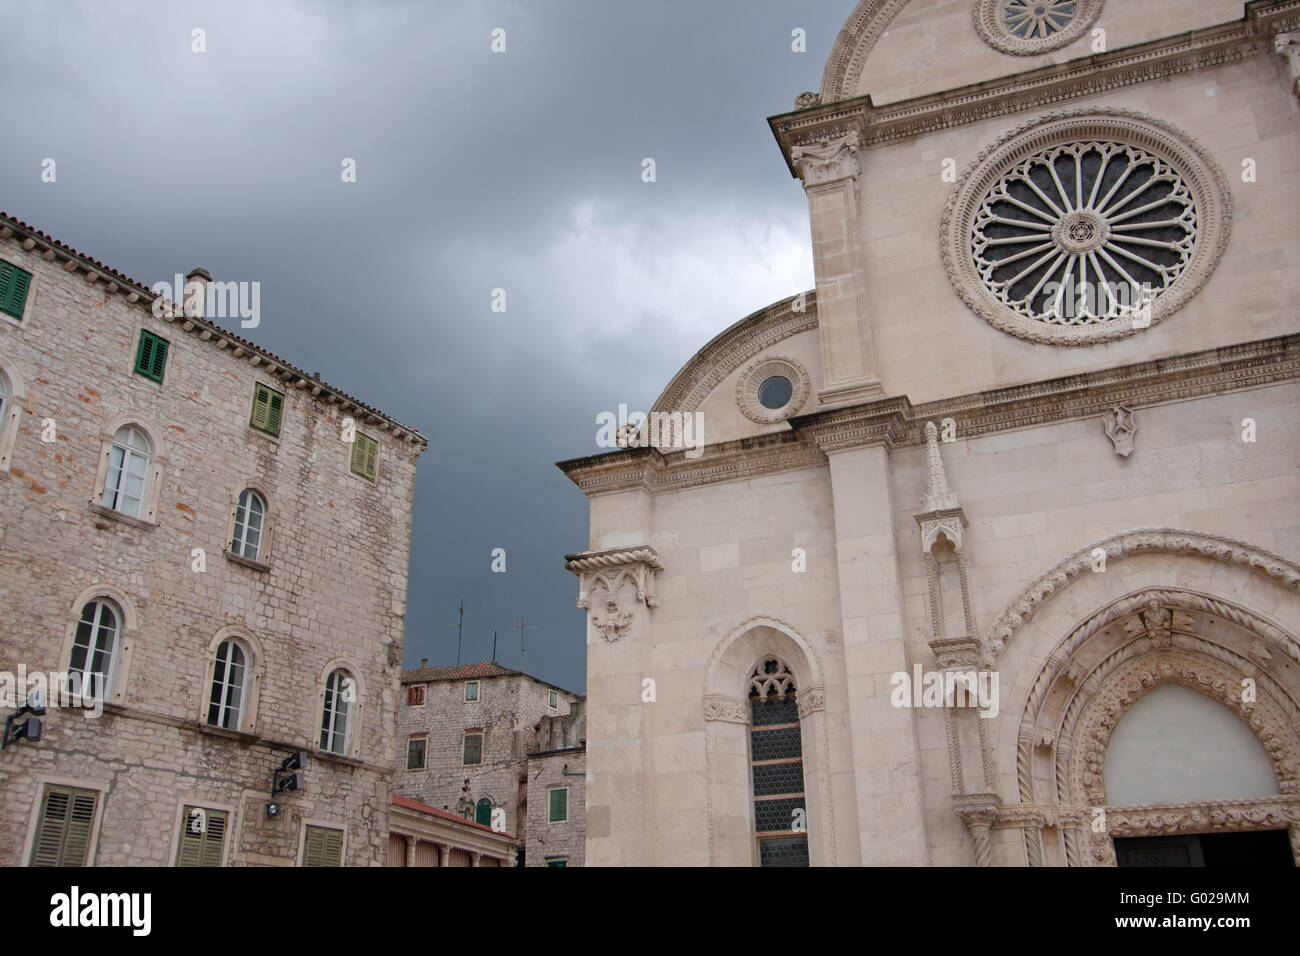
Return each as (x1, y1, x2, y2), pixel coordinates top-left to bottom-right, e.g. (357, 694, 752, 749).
(985, 528, 1300, 658)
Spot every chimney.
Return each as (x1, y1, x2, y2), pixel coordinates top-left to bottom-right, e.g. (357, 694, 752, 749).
(420, 658, 428, 669)
(184, 268, 211, 319)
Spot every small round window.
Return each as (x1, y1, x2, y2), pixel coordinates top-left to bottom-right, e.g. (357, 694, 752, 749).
(736, 356, 810, 424)
(758, 376, 793, 410)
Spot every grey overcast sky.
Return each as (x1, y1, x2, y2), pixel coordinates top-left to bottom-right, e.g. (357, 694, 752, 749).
(0, 0, 852, 693)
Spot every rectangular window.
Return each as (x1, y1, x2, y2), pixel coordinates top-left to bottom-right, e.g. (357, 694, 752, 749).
(406, 736, 427, 770)
(175, 806, 228, 867)
(465, 681, 479, 701)
(134, 330, 169, 383)
(350, 432, 378, 481)
(407, 684, 426, 706)
(249, 383, 285, 437)
(30, 785, 99, 866)
(463, 731, 483, 765)
(302, 825, 343, 867)
(549, 690, 558, 709)
(546, 858, 568, 867)
(549, 788, 568, 823)
(0, 260, 32, 321)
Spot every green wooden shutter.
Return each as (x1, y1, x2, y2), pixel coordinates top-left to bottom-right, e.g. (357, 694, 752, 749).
(134, 331, 169, 383)
(30, 786, 98, 866)
(267, 391, 283, 435)
(0, 261, 32, 319)
(351, 433, 378, 480)
(175, 806, 228, 867)
(250, 384, 283, 437)
(549, 788, 567, 822)
(475, 798, 492, 827)
(302, 825, 343, 867)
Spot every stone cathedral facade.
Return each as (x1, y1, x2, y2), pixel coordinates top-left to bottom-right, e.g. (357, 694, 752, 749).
(560, 0, 1300, 865)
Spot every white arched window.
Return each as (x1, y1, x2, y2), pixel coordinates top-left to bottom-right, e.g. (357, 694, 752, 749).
(68, 599, 121, 699)
(207, 639, 249, 730)
(320, 669, 354, 754)
(0, 369, 8, 422)
(230, 490, 265, 561)
(103, 425, 152, 518)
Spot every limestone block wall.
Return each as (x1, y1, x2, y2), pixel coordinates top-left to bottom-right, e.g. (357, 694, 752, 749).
(395, 673, 580, 843)
(852, 56, 1300, 404)
(525, 748, 586, 866)
(852, 0, 1245, 105)
(890, 382, 1300, 863)
(0, 232, 423, 866)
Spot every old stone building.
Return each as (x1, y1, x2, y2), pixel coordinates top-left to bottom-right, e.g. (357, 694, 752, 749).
(560, 0, 1300, 865)
(0, 211, 426, 866)
(395, 661, 585, 865)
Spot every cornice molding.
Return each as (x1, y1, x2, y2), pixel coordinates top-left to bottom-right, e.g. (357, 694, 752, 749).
(558, 333, 1300, 496)
(775, 1, 1300, 170)
(0, 214, 427, 448)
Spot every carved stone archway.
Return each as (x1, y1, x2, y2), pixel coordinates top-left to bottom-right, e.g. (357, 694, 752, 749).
(1008, 587, 1300, 866)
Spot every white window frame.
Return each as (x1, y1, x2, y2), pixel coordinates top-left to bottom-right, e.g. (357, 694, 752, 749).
(465, 680, 479, 702)
(320, 668, 355, 756)
(67, 599, 121, 702)
(207, 638, 250, 731)
(102, 425, 151, 518)
(0, 358, 23, 472)
(407, 684, 426, 707)
(91, 418, 163, 526)
(548, 690, 558, 709)
(230, 488, 266, 561)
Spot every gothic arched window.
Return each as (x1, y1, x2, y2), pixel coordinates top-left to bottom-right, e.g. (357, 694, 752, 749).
(748, 657, 809, 867)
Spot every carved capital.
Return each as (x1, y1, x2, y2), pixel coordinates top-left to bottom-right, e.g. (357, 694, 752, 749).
(703, 695, 749, 724)
(567, 546, 663, 642)
(796, 686, 826, 718)
(928, 633, 982, 670)
(791, 131, 861, 187)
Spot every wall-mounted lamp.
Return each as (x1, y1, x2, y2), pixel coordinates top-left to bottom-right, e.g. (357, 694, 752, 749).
(3, 691, 46, 750)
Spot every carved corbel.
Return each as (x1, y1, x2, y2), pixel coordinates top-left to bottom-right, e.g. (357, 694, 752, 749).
(953, 793, 1001, 867)
(565, 546, 663, 643)
(791, 130, 861, 187)
(1103, 404, 1137, 457)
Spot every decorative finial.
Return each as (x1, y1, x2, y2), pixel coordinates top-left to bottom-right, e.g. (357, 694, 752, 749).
(921, 421, 958, 512)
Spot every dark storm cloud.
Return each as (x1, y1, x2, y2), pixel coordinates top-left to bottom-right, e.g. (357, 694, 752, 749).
(0, 0, 853, 690)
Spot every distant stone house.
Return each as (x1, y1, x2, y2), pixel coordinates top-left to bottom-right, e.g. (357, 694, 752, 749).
(395, 661, 585, 865)
(0, 211, 426, 866)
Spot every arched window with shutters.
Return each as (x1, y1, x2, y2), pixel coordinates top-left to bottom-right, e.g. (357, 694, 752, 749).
(229, 488, 267, 563)
(748, 656, 809, 867)
(207, 638, 250, 730)
(475, 798, 493, 827)
(102, 425, 152, 518)
(68, 599, 122, 700)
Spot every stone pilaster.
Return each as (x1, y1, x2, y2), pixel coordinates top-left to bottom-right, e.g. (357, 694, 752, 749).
(790, 126, 882, 407)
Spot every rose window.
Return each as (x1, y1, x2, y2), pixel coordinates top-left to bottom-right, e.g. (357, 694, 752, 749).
(1001, 0, 1078, 40)
(970, 141, 1197, 325)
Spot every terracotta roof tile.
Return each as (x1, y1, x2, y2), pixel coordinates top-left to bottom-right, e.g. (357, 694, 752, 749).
(399, 661, 520, 684)
(391, 793, 511, 837)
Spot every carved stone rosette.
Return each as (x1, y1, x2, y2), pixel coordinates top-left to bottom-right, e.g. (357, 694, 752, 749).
(565, 546, 663, 643)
